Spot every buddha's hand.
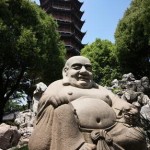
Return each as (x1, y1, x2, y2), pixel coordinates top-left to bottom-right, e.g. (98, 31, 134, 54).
(123, 104, 139, 126)
(79, 143, 96, 150)
(48, 94, 69, 108)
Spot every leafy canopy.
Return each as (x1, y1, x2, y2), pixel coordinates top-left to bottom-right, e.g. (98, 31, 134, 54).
(0, 0, 66, 84)
(81, 39, 121, 86)
(115, 0, 150, 78)
(0, 0, 66, 121)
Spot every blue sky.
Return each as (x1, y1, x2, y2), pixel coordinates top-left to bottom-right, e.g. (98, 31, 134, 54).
(34, 0, 132, 44)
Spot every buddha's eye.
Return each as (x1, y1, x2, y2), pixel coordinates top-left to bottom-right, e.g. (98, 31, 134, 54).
(72, 65, 82, 70)
(85, 65, 92, 72)
(71, 64, 92, 71)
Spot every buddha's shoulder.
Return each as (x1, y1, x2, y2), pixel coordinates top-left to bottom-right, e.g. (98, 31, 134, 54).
(98, 85, 112, 93)
(51, 79, 63, 85)
(48, 79, 63, 87)
(44, 80, 63, 93)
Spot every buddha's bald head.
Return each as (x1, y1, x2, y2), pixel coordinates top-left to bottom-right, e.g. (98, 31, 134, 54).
(65, 56, 91, 68)
(62, 56, 97, 89)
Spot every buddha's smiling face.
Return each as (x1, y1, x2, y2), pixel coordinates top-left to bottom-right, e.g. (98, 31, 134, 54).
(63, 56, 93, 89)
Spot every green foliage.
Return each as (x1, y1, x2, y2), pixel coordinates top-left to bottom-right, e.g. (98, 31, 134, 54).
(0, 0, 66, 121)
(14, 145, 28, 150)
(81, 39, 121, 86)
(115, 0, 150, 78)
(4, 99, 27, 113)
(0, 0, 66, 82)
(4, 91, 28, 112)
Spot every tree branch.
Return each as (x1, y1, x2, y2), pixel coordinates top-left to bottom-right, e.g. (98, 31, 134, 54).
(5, 67, 26, 101)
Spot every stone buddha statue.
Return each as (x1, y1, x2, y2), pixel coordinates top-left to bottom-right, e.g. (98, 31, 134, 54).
(28, 56, 147, 150)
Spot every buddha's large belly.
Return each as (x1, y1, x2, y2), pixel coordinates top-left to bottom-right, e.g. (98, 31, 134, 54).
(71, 97, 116, 129)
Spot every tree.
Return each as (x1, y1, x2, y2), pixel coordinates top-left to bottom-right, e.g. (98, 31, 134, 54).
(81, 39, 121, 86)
(115, 0, 150, 78)
(0, 0, 66, 122)
(4, 92, 28, 113)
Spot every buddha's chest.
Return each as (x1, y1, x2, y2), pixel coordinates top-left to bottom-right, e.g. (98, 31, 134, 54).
(60, 86, 112, 106)
(59, 86, 116, 129)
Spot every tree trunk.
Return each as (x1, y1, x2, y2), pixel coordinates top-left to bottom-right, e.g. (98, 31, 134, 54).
(0, 67, 26, 123)
(0, 98, 7, 123)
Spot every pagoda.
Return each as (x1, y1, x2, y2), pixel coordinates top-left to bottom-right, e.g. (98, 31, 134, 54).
(39, 0, 85, 58)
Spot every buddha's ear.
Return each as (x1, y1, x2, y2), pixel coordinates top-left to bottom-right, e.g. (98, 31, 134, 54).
(62, 67, 70, 85)
(62, 67, 68, 77)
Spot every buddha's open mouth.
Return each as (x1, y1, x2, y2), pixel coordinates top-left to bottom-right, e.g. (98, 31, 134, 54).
(78, 76, 89, 81)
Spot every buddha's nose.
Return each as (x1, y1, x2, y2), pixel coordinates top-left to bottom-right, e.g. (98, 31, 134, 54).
(80, 66, 87, 73)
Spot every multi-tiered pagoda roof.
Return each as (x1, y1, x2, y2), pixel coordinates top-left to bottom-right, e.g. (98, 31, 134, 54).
(40, 0, 85, 58)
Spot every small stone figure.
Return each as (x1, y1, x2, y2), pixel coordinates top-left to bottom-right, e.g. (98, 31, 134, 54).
(111, 79, 119, 89)
(141, 76, 150, 97)
(121, 81, 141, 106)
(122, 73, 135, 82)
(121, 78, 150, 108)
(29, 56, 147, 150)
(32, 82, 47, 114)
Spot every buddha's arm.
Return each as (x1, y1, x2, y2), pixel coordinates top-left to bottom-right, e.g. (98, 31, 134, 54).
(36, 80, 68, 119)
(98, 85, 139, 124)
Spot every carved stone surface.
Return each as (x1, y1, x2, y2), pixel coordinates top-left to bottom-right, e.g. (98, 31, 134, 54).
(0, 123, 21, 149)
(29, 56, 147, 150)
(110, 73, 150, 108)
(14, 110, 35, 147)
